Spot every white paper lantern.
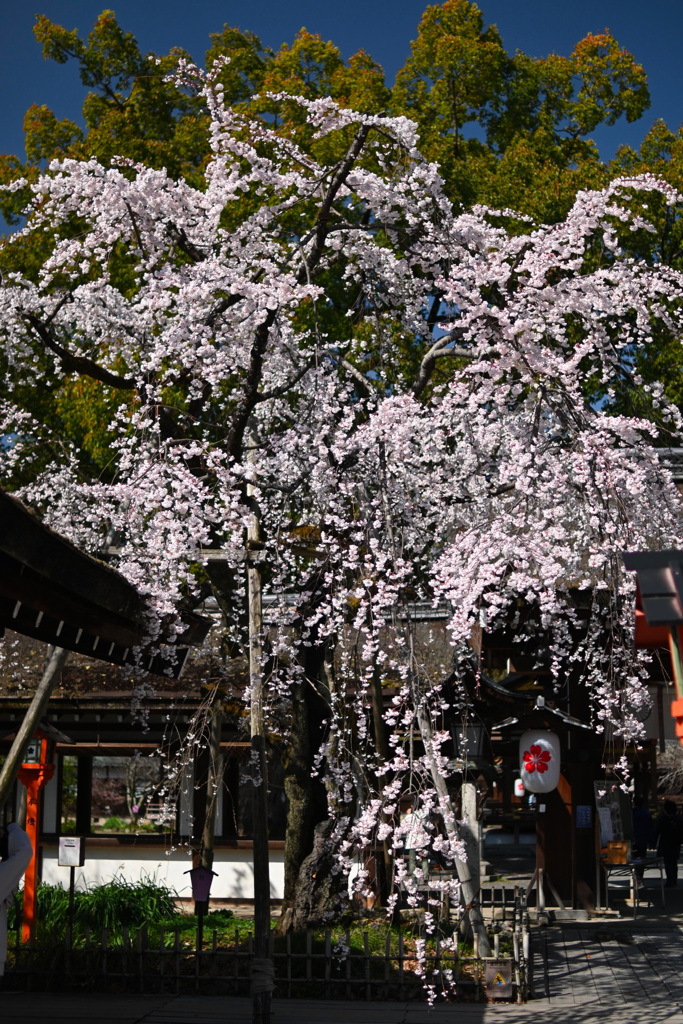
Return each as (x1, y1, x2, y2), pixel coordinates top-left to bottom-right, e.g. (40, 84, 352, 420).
(519, 730, 560, 793)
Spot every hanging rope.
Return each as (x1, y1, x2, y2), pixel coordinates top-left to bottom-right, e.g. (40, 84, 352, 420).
(250, 956, 275, 994)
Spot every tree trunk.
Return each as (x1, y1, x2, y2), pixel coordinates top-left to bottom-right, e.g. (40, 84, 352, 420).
(277, 628, 330, 932)
(277, 678, 313, 933)
(282, 818, 350, 931)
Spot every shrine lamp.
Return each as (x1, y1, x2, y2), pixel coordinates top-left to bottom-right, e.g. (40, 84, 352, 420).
(518, 729, 561, 793)
(452, 718, 487, 767)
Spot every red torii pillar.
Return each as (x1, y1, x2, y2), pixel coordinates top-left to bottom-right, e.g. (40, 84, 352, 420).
(17, 732, 54, 943)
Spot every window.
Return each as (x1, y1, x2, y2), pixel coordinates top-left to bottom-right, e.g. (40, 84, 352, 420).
(91, 754, 173, 834)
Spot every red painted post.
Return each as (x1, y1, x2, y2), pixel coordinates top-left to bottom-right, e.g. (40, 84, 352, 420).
(17, 734, 54, 943)
(668, 627, 683, 749)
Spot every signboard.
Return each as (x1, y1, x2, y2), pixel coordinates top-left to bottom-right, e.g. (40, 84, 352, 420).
(484, 958, 513, 1000)
(58, 836, 85, 867)
(576, 805, 593, 830)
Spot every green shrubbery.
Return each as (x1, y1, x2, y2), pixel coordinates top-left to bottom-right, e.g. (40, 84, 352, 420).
(9, 876, 185, 939)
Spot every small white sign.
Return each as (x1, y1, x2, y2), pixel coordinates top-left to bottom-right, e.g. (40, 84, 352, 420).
(58, 836, 85, 867)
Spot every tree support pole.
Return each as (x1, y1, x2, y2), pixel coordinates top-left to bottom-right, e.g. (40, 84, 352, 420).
(247, 432, 273, 1024)
(0, 646, 68, 813)
(416, 703, 491, 957)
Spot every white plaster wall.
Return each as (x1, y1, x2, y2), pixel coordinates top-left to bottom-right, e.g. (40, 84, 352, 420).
(41, 844, 284, 901)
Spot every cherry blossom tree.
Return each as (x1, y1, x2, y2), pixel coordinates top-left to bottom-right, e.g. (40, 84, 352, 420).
(3, 57, 683, 983)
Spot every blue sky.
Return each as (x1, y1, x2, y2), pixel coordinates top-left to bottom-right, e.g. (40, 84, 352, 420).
(0, 1, 680, 163)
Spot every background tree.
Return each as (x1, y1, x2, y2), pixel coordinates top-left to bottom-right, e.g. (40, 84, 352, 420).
(1, 3, 655, 229)
(392, 1, 650, 220)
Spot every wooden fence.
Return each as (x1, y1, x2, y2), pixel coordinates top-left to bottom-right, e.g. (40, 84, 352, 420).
(6, 887, 530, 1002)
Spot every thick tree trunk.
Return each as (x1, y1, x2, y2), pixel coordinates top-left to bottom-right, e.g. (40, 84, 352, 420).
(282, 818, 350, 931)
(279, 648, 360, 932)
(276, 610, 331, 932)
(278, 679, 314, 932)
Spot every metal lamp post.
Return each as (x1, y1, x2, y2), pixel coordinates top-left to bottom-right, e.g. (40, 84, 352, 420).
(452, 720, 487, 767)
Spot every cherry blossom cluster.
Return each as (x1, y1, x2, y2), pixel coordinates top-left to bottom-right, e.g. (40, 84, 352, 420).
(3, 72, 683, 972)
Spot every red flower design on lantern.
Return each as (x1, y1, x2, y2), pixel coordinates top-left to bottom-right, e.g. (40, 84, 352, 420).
(523, 744, 551, 774)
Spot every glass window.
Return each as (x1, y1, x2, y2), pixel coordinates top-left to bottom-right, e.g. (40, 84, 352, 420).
(90, 754, 174, 834)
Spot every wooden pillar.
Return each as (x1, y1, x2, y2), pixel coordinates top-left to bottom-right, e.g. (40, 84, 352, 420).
(461, 781, 481, 893)
(536, 774, 573, 904)
(246, 427, 273, 1024)
(75, 757, 92, 836)
(191, 742, 211, 853)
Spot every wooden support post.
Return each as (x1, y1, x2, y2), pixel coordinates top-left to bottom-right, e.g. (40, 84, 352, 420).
(246, 429, 273, 1024)
(200, 707, 224, 874)
(415, 703, 491, 956)
(0, 647, 67, 812)
(75, 756, 92, 836)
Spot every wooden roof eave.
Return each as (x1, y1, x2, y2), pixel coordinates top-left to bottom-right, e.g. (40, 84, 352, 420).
(0, 491, 211, 675)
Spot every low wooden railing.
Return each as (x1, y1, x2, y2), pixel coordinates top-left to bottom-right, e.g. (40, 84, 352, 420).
(6, 890, 530, 1001)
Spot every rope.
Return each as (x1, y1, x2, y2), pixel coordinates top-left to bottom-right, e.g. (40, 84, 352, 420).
(250, 956, 275, 994)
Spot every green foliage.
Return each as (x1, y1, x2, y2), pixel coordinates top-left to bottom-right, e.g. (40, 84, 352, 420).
(10, 877, 181, 939)
(393, 0, 507, 159)
(29, 11, 206, 183)
(0, 3, 653, 226)
(78, 876, 178, 930)
(205, 25, 271, 106)
(22, 106, 83, 164)
(391, 1, 649, 220)
(100, 816, 128, 831)
(254, 29, 389, 165)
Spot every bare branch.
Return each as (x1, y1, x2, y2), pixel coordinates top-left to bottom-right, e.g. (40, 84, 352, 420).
(322, 349, 376, 394)
(24, 313, 136, 390)
(256, 360, 314, 403)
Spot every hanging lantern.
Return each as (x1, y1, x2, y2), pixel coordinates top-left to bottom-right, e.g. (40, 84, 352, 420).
(519, 730, 560, 793)
(185, 865, 218, 903)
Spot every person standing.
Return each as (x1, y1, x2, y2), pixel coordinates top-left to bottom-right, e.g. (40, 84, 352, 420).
(0, 823, 33, 981)
(656, 800, 683, 887)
